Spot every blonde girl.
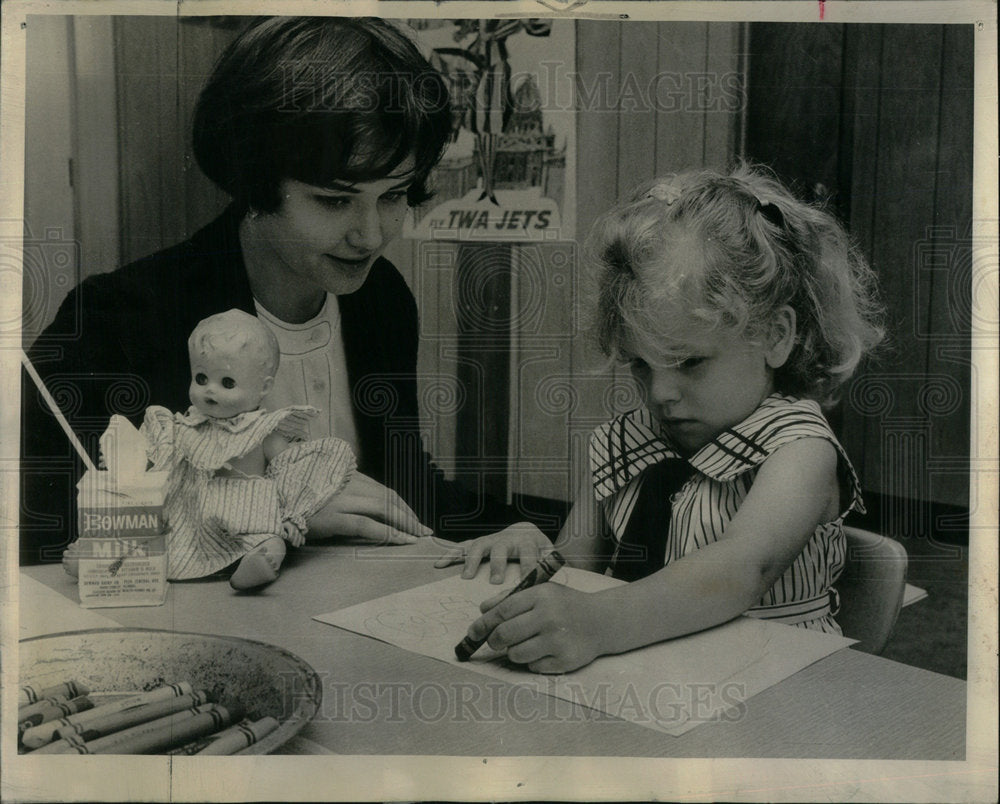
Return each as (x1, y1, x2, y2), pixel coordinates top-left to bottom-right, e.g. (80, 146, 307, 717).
(438, 164, 884, 673)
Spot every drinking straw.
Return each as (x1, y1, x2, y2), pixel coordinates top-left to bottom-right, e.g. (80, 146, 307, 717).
(20, 350, 98, 473)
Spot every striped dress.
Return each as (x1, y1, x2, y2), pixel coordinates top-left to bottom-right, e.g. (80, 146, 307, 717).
(590, 394, 863, 634)
(142, 405, 355, 580)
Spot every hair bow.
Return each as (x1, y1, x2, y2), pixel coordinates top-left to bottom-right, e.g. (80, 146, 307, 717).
(753, 194, 785, 227)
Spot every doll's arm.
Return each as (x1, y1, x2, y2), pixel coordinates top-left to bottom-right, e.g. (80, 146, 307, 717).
(229, 432, 293, 480)
(465, 437, 839, 673)
(140, 406, 177, 469)
(268, 437, 356, 544)
(263, 432, 294, 462)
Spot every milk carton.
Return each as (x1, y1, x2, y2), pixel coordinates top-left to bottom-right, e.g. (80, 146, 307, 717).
(73, 416, 169, 608)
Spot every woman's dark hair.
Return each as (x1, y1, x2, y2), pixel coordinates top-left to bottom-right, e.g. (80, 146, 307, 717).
(193, 16, 452, 212)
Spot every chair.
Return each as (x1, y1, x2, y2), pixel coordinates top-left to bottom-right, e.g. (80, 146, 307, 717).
(835, 526, 908, 654)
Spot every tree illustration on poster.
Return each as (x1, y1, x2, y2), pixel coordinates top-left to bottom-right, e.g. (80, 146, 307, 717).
(404, 18, 565, 503)
(429, 19, 552, 205)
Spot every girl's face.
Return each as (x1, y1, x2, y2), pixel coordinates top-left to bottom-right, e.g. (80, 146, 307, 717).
(242, 159, 415, 320)
(628, 318, 791, 456)
(189, 347, 272, 420)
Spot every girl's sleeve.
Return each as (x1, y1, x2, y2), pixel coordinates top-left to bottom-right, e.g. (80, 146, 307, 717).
(266, 437, 356, 533)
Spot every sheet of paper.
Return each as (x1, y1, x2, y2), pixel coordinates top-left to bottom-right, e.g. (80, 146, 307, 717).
(315, 566, 855, 736)
(903, 583, 929, 607)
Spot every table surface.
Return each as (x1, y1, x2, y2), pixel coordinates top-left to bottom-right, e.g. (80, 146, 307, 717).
(20, 539, 967, 760)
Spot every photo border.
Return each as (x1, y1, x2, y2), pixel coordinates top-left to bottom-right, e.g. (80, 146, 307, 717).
(1, 1, 996, 801)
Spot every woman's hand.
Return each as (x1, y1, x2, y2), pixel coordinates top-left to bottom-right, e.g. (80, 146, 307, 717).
(433, 522, 553, 583)
(307, 471, 432, 545)
(466, 583, 606, 673)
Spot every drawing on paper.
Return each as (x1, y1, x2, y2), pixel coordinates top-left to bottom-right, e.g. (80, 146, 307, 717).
(362, 595, 478, 640)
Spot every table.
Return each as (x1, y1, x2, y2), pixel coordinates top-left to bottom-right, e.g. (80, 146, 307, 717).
(19, 539, 967, 760)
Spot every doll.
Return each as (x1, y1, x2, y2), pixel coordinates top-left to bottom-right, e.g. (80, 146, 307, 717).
(141, 309, 355, 590)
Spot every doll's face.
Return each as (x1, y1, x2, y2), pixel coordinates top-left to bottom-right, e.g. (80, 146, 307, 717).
(188, 346, 273, 419)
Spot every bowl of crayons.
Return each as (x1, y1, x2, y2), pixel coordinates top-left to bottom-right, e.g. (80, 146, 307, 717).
(18, 628, 322, 755)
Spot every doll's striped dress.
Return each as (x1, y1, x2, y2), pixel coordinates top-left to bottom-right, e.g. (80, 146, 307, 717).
(590, 394, 864, 634)
(143, 406, 354, 580)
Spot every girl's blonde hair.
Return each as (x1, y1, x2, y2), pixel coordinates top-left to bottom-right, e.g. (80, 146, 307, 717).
(585, 164, 885, 405)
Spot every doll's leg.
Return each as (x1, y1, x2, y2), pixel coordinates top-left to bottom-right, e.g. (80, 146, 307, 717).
(229, 536, 287, 591)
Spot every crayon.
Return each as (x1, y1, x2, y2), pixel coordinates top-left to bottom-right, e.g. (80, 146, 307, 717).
(19, 679, 89, 707)
(20, 682, 193, 749)
(454, 550, 567, 661)
(55, 706, 210, 755)
(26, 731, 88, 755)
(18, 696, 93, 736)
(53, 690, 212, 743)
(34, 696, 214, 755)
(18, 695, 70, 722)
(172, 716, 280, 756)
(67, 703, 241, 755)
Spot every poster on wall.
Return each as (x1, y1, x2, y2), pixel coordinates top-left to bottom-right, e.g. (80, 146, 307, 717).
(402, 18, 575, 242)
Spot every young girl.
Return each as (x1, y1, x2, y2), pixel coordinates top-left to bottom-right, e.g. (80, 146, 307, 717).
(142, 310, 355, 590)
(437, 165, 884, 673)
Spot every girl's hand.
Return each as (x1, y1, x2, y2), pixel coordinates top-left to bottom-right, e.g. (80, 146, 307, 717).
(307, 471, 432, 545)
(466, 583, 606, 673)
(434, 522, 552, 583)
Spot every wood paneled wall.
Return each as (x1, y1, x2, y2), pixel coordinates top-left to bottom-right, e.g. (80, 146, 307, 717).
(22, 16, 75, 346)
(22, 16, 120, 346)
(114, 17, 234, 265)
(745, 23, 972, 523)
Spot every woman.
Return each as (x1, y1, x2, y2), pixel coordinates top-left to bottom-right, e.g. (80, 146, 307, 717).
(20, 16, 515, 564)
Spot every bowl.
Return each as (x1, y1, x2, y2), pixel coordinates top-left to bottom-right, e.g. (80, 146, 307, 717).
(19, 628, 322, 755)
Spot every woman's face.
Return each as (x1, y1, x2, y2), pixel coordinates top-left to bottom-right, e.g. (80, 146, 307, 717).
(243, 160, 414, 320)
